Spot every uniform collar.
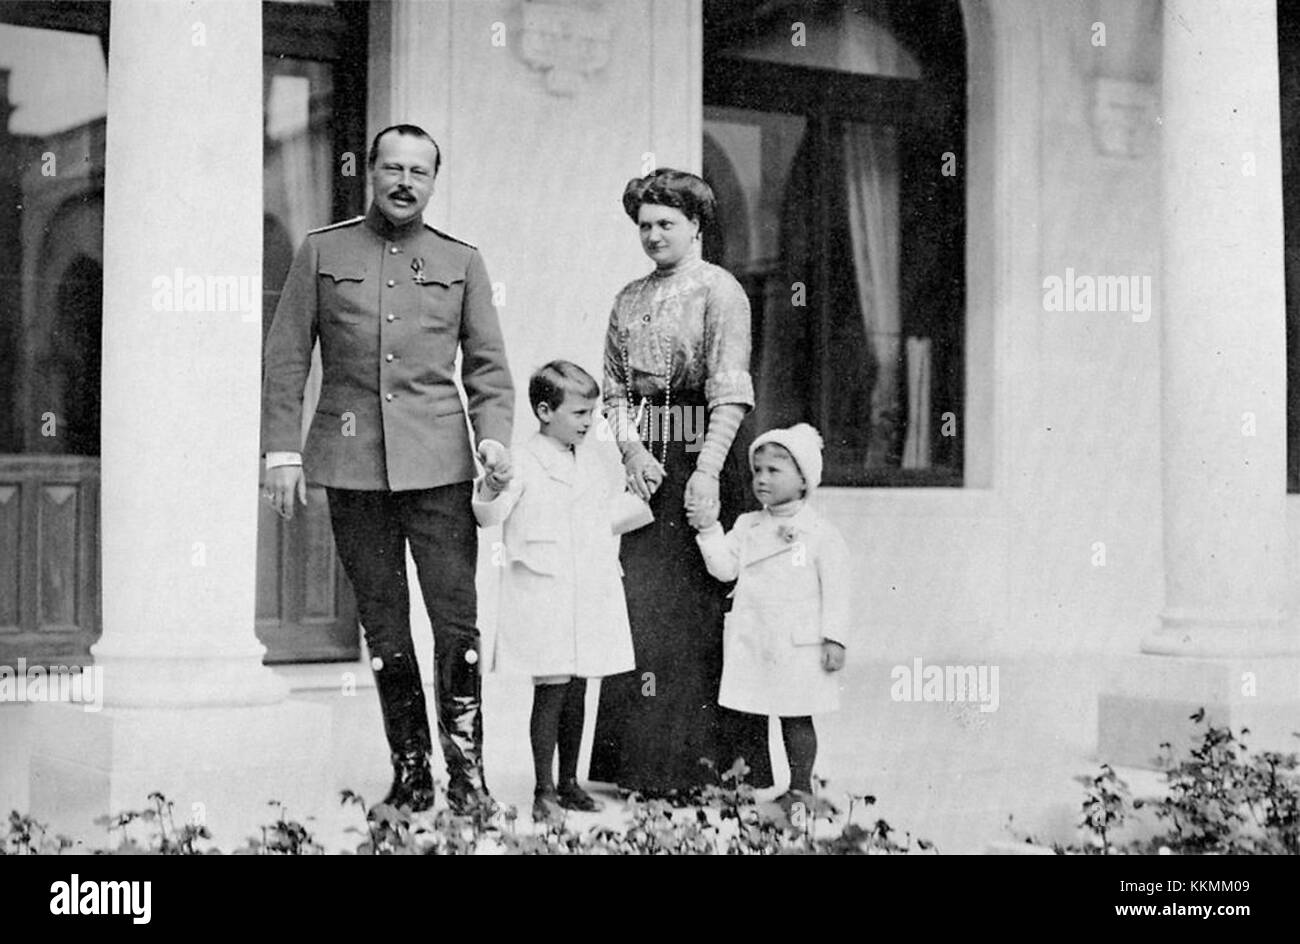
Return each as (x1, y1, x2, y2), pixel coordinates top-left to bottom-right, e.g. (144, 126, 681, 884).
(365, 203, 424, 243)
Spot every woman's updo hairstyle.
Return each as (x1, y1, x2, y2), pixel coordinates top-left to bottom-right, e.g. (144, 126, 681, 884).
(622, 168, 716, 227)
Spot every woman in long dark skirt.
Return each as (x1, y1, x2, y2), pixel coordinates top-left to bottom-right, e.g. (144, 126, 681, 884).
(589, 168, 772, 796)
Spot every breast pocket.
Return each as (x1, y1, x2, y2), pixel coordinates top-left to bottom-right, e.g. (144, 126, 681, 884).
(417, 273, 465, 331)
(318, 267, 369, 324)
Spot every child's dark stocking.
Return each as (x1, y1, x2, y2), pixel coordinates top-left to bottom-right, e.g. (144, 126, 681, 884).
(530, 681, 569, 794)
(555, 678, 602, 811)
(781, 715, 817, 794)
(557, 677, 587, 786)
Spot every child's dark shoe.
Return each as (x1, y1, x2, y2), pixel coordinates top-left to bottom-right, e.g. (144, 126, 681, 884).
(774, 789, 815, 817)
(532, 787, 565, 824)
(556, 780, 604, 812)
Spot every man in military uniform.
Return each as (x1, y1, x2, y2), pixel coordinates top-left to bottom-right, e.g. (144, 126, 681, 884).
(260, 124, 514, 816)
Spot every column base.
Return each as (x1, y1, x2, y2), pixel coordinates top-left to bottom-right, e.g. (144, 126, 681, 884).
(27, 699, 332, 851)
(1143, 609, 1299, 658)
(1097, 653, 1300, 768)
(91, 643, 289, 709)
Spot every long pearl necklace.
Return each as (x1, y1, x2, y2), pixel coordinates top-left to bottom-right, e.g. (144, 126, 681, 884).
(620, 276, 674, 468)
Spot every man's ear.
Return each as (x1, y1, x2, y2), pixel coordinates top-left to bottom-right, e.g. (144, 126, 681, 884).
(536, 402, 553, 423)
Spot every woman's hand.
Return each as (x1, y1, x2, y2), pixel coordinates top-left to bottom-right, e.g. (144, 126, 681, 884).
(686, 502, 719, 532)
(624, 448, 665, 502)
(684, 470, 719, 516)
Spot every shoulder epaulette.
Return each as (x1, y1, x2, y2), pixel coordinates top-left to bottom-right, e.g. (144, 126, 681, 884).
(308, 216, 365, 235)
(424, 224, 478, 250)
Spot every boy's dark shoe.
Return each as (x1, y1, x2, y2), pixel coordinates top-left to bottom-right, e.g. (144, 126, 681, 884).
(532, 787, 566, 824)
(556, 780, 604, 812)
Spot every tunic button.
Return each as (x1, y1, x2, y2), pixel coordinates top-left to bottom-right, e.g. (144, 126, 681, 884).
(386, 279, 395, 287)
(389, 246, 399, 254)
(386, 313, 395, 322)
(385, 353, 394, 362)
(385, 393, 394, 402)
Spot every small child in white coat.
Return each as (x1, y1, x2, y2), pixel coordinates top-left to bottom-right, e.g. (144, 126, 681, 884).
(688, 423, 850, 808)
(473, 360, 642, 821)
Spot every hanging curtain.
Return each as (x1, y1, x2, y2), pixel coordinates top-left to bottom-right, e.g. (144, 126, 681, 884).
(756, 129, 818, 436)
(843, 122, 903, 469)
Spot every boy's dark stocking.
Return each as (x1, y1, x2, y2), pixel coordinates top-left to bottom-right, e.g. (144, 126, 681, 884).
(556, 678, 602, 811)
(557, 677, 587, 785)
(530, 681, 569, 793)
(781, 715, 817, 794)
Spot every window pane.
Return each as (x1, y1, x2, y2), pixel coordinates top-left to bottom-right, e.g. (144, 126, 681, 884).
(1281, 2, 1300, 492)
(0, 24, 107, 456)
(262, 56, 335, 337)
(704, 0, 965, 487)
(721, 4, 922, 79)
(706, 106, 962, 485)
(703, 106, 812, 446)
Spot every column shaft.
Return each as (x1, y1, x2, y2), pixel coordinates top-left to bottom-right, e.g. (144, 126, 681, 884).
(93, 0, 283, 704)
(1149, 0, 1293, 657)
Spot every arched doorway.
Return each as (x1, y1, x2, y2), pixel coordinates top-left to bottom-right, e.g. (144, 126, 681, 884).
(50, 255, 103, 457)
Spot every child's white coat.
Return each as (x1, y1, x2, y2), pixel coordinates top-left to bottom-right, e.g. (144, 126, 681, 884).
(696, 504, 851, 716)
(472, 431, 635, 679)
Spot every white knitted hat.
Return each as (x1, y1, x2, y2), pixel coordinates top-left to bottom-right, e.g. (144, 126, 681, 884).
(749, 423, 824, 496)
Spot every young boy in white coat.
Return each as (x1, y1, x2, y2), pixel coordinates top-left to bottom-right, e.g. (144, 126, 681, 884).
(688, 423, 850, 808)
(473, 360, 641, 821)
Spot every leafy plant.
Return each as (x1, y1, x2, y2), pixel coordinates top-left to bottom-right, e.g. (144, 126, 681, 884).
(1069, 709, 1300, 855)
(94, 791, 214, 855)
(3, 810, 74, 855)
(1074, 763, 1135, 855)
(236, 800, 322, 855)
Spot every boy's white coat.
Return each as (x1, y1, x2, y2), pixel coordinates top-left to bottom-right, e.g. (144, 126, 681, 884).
(473, 431, 635, 679)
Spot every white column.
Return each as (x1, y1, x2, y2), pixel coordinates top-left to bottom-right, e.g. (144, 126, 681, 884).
(90, 0, 284, 705)
(28, 0, 331, 845)
(1100, 0, 1300, 768)
(1147, 0, 1295, 658)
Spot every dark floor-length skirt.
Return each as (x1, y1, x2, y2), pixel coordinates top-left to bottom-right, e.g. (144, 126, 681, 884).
(590, 398, 773, 792)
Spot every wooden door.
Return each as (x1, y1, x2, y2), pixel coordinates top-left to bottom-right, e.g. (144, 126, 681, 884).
(254, 1, 368, 662)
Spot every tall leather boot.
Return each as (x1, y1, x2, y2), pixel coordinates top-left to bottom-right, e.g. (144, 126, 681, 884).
(435, 637, 497, 817)
(370, 647, 436, 814)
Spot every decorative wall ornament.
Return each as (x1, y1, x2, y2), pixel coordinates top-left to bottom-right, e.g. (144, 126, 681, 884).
(518, 0, 612, 97)
(1091, 76, 1157, 158)
(1073, 0, 1161, 159)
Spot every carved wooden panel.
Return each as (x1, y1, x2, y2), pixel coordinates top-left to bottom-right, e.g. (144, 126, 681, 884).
(0, 485, 18, 630)
(0, 456, 99, 667)
(254, 482, 359, 664)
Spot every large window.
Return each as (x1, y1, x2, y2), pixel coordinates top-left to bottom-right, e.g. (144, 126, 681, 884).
(0, 2, 108, 667)
(0, 3, 108, 458)
(1281, 0, 1300, 492)
(703, 0, 966, 486)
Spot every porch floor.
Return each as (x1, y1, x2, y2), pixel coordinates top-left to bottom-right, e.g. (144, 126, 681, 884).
(295, 655, 1109, 854)
(1, 655, 1124, 853)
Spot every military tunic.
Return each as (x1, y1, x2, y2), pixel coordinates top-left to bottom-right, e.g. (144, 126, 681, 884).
(261, 205, 514, 490)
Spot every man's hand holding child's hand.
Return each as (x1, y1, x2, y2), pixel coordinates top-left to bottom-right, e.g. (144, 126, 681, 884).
(821, 641, 846, 672)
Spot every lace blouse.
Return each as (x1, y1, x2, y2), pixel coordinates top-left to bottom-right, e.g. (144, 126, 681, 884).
(602, 249, 755, 415)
